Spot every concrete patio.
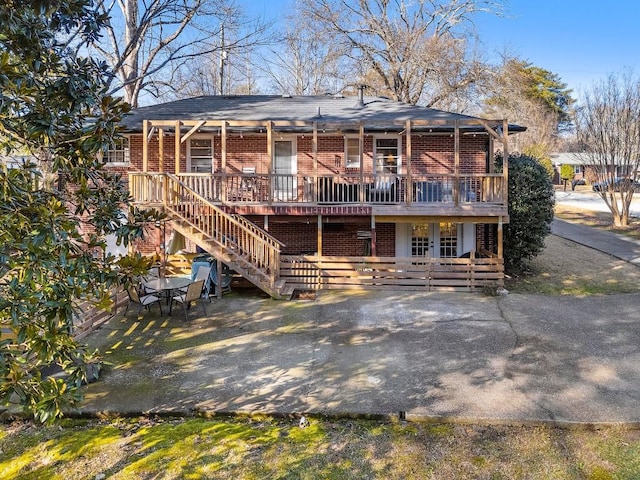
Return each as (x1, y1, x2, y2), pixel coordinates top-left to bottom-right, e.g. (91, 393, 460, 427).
(80, 288, 640, 425)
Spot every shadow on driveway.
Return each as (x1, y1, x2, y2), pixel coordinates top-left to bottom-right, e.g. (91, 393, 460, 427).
(81, 289, 640, 424)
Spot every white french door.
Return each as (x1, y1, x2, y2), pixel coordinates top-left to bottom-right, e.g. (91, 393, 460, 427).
(396, 222, 467, 259)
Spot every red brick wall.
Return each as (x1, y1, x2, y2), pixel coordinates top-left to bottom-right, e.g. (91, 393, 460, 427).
(476, 224, 498, 254)
(247, 216, 396, 256)
(375, 223, 396, 256)
(121, 133, 488, 176)
(407, 135, 488, 174)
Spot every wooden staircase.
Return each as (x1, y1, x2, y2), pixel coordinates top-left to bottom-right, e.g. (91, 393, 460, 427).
(129, 172, 294, 299)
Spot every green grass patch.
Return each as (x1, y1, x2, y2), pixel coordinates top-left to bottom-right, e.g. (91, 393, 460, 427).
(4, 418, 637, 479)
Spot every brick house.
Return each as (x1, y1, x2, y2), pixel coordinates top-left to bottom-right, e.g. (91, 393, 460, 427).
(113, 94, 523, 298)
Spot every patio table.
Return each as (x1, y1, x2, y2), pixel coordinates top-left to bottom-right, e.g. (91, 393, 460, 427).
(143, 277, 192, 306)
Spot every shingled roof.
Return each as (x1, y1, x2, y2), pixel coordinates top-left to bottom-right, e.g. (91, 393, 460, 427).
(121, 94, 525, 134)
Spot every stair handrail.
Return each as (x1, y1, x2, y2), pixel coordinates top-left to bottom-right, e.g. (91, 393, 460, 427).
(130, 172, 283, 287)
(163, 172, 284, 247)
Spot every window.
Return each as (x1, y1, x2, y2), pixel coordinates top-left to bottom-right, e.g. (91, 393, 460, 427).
(411, 223, 430, 257)
(375, 137, 400, 174)
(188, 137, 213, 173)
(105, 137, 130, 164)
(572, 165, 582, 174)
(345, 137, 360, 168)
(439, 222, 458, 258)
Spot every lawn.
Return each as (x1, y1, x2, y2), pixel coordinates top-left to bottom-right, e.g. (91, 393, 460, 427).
(1, 416, 639, 479)
(555, 204, 640, 241)
(506, 203, 640, 295)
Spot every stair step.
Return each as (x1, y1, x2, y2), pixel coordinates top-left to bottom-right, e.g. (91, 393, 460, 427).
(164, 185, 284, 299)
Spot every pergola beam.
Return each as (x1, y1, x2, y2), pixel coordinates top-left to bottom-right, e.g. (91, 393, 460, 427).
(180, 120, 207, 144)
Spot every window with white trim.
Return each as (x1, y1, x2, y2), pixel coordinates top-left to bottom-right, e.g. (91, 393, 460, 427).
(188, 137, 213, 173)
(411, 223, 430, 257)
(345, 137, 360, 168)
(374, 137, 400, 174)
(439, 222, 458, 258)
(105, 137, 130, 165)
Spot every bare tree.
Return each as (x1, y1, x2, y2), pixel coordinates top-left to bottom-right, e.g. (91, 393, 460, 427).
(169, 28, 265, 98)
(574, 71, 640, 226)
(91, 0, 270, 106)
(297, 0, 503, 106)
(259, 11, 347, 96)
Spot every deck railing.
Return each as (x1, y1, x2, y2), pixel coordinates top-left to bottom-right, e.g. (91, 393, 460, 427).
(129, 172, 284, 288)
(168, 172, 505, 206)
(280, 254, 504, 291)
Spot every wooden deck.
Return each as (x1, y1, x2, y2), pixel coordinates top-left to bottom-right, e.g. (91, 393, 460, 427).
(129, 172, 506, 295)
(134, 172, 509, 217)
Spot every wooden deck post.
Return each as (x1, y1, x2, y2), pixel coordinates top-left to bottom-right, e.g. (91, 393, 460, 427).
(317, 215, 322, 256)
(158, 127, 164, 172)
(313, 121, 318, 203)
(405, 119, 412, 206)
(267, 121, 273, 206)
(174, 120, 181, 175)
(454, 120, 460, 207)
(221, 121, 227, 202)
(216, 258, 223, 299)
(359, 122, 365, 203)
(142, 120, 148, 173)
(497, 216, 504, 259)
(502, 119, 509, 207)
(370, 215, 377, 256)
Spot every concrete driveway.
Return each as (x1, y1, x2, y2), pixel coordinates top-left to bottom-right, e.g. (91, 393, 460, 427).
(556, 188, 640, 218)
(81, 289, 640, 425)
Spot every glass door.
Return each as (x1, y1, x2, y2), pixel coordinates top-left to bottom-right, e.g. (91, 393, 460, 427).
(272, 139, 297, 201)
(411, 223, 433, 258)
(396, 222, 460, 258)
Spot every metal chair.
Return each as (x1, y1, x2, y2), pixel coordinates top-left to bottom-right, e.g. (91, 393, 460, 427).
(125, 285, 163, 316)
(170, 279, 206, 320)
(180, 264, 213, 300)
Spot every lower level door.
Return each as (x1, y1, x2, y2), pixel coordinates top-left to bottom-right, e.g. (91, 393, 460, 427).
(396, 222, 467, 259)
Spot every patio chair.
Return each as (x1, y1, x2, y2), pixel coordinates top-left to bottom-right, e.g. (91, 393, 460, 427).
(141, 266, 161, 295)
(230, 166, 257, 201)
(125, 285, 163, 316)
(170, 279, 206, 321)
(183, 263, 213, 300)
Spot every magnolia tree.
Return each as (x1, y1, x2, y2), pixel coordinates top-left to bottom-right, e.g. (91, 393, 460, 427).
(574, 71, 640, 226)
(0, 0, 160, 422)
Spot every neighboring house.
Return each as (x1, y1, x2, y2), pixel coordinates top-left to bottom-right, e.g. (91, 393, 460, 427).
(115, 94, 524, 298)
(551, 152, 638, 184)
(550, 153, 587, 184)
